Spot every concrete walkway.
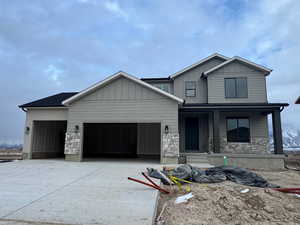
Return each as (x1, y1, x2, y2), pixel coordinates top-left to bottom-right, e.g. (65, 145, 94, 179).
(0, 159, 165, 225)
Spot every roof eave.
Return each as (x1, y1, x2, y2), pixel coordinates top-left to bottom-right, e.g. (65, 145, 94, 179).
(170, 53, 229, 79)
(203, 57, 272, 76)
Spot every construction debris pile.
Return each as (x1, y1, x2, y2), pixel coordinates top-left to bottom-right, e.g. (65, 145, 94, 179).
(147, 164, 279, 188)
(128, 164, 300, 225)
(156, 182, 300, 225)
(144, 165, 300, 225)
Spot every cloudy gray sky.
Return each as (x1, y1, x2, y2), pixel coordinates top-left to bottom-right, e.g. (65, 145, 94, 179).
(0, 0, 299, 144)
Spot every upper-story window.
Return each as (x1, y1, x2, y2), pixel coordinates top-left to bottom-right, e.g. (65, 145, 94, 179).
(185, 81, 196, 97)
(154, 83, 170, 93)
(225, 77, 248, 98)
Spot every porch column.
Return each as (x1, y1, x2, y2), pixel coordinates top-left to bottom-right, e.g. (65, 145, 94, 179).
(272, 109, 283, 154)
(213, 110, 220, 153)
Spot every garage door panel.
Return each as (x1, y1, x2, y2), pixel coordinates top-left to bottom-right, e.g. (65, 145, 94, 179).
(137, 123, 160, 156)
(31, 121, 67, 158)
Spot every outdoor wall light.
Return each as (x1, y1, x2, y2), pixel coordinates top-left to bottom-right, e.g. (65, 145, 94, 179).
(164, 125, 169, 134)
(25, 126, 30, 134)
(75, 125, 79, 132)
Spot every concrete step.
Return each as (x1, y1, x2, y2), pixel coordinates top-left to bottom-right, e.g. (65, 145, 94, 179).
(184, 154, 210, 164)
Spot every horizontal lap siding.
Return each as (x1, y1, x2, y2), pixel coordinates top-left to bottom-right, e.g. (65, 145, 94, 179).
(173, 58, 225, 103)
(207, 62, 267, 103)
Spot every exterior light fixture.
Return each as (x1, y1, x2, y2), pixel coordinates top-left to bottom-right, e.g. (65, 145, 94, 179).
(25, 126, 30, 134)
(75, 125, 79, 133)
(164, 125, 169, 134)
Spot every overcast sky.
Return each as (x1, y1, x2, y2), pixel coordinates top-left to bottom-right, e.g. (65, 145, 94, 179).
(0, 0, 299, 144)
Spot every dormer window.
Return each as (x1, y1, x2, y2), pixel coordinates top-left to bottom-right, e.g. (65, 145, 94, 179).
(185, 81, 196, 97)
(225, 77, 248, 98)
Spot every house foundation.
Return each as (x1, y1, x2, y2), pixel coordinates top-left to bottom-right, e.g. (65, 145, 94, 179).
(220, 137, 270, 154)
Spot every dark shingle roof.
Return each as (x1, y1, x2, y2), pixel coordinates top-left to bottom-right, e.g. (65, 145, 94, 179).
(141, 77, 170, 81)
(19, 92, 78, 108)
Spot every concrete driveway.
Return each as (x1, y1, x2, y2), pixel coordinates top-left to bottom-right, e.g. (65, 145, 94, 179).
(0, 159, 162, 225)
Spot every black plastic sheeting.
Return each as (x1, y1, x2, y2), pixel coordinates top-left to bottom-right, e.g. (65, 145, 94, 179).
(147, 165, 279, 188)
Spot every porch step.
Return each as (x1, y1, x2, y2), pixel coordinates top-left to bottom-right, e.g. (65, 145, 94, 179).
(184, 154, 210, 164)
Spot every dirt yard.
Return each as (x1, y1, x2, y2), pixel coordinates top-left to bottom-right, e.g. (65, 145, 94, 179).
(155, 169, 300, 225)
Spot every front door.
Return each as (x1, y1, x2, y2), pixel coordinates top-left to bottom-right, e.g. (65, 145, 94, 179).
(185, 117, 199, 151)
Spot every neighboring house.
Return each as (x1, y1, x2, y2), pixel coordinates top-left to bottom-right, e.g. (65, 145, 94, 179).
(296, 97, 300, 104)
(19, 53, 288, 165)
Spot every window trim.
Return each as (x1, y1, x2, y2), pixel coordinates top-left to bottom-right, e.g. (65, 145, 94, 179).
(185, 81, 197, 97)
(226, 117, 250, 143)
(224, 77, 248, 98)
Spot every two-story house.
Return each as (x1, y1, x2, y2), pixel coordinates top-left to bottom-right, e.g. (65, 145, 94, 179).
(19, 53, 288, 168)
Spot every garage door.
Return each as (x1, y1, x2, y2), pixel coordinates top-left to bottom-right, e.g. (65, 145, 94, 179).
(83, 123, 137, 157)
(83, 123, 161, 158)
(32, 121, 67, 159)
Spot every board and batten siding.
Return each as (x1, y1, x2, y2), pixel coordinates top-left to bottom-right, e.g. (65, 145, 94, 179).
(173, 58, 225, 103)
(67, 76, 179, 142)
(23, 108, 68, 155)
(207, 61, 268, 103)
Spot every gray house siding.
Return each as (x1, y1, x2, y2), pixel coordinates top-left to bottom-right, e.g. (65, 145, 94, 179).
(66, 76, 179, 161)
(173, 58, 225, 103)
(207, 61, 268, 103)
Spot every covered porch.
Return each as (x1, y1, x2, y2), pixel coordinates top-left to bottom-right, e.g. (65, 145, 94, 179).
(179, 103, 288, 156)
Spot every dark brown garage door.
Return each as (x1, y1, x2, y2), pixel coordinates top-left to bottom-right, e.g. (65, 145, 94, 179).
(83, 123, 138, 158)
(32, 121, 67, 159)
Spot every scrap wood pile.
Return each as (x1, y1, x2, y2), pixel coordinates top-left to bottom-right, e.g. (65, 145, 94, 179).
(128, 164, 300, 225)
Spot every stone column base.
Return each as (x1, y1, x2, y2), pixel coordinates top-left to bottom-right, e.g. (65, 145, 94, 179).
(65, 154, 81, 162)
(161, 156, 178, 164)
(22, 152, 30, 159)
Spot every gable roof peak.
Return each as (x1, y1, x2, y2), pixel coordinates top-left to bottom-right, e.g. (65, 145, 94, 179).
(62, 71, 184, 106)
(170, 53, 229, 79)
(202, 56, 272, 77)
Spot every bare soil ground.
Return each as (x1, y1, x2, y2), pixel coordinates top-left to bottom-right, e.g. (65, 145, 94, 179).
(285, 154, 300, 171)
(156, 169, 300, 225)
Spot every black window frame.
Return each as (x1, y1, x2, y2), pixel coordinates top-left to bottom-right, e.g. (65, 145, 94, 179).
(226, 117, 250, 143)
(224, 77, 248, 98)
(185, 81, 196, 97)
